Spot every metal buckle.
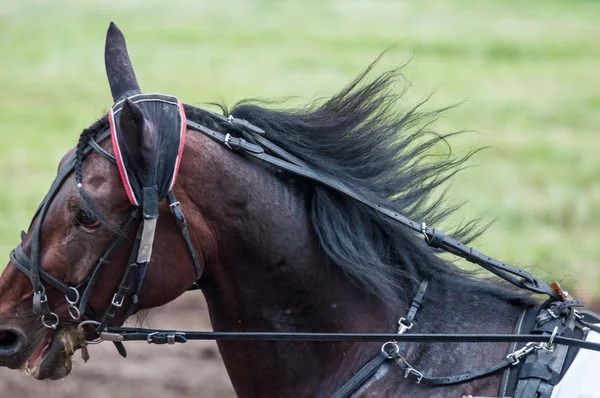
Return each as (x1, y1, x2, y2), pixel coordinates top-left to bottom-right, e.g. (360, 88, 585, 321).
(224, 133, 232, 150)
(547, 308, 559, 319)
(169, 200, 181, 210)
(167, 332, 176, 345)
(111, 293, 124, 308)
(420, 222, 430, 243)
(404, 368, 423, 384)
(147, 332, 159, 344)
(146, 331, 186, 345)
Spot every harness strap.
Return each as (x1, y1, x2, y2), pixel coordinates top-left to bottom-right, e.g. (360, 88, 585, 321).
(331, 280, 429, 398)
(167, 192, 203, 280)
(405, 280, 429, 326)
(78, 208, 141, 316)
(10, 245, 74, 295)
(393, 350, 516, 386)
(97, 223, 143, 332)
(188, 121, 559, 300)
(330, 352, 389, 398)
(186, 120, 264, 154)
(88, 136, 116, 163)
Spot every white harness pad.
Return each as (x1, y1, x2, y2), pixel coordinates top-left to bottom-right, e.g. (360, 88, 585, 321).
(551, 326, 600, 398)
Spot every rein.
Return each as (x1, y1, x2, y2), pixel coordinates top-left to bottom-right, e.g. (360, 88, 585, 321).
(9, 104, 600, 396)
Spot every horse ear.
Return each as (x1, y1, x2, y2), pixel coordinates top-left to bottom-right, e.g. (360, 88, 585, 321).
(119, 99, 158, 172)
(105, 22, 141, 102)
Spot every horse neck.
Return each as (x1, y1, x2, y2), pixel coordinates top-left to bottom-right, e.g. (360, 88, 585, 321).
(175, 137, 398, 396)
(177, 135, 530, 397)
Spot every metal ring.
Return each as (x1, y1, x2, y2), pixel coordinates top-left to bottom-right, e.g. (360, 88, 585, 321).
(381, 341, 399, 358)
(42, 313, 59, 329)
(543, 326, 559, 351)
(68, 305, 81, 320)
(77, 320, 104, 345)
(66, 287, 80, 305)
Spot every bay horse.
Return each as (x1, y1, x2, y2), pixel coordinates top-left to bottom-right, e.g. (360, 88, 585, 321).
(0, 23, 598, 398)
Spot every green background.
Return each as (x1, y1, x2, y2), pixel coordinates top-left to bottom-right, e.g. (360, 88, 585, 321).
(1, 1, 599, 300)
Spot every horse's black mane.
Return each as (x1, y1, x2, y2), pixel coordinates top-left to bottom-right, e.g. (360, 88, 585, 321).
(183, 60, 532, 304)
(72, 59, 532, 305)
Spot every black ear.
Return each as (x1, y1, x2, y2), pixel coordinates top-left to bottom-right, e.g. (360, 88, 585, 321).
(105, 22, 141, 102)
(120, 99, 158, 172)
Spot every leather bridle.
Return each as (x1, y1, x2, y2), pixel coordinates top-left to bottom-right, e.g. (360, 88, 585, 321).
(9, 121, 203, 344)
(7, 104, 600, 395)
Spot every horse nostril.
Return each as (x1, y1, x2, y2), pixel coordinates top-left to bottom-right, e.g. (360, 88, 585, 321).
(0, 330, 22, 354)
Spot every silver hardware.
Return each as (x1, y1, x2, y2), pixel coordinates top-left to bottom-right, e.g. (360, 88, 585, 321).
(543, 326, 558, 351)
(77, 320, 104, 345)
(167, 332, 176, 345)
(227, 115, 234, 124)
(66, 287, 81, 320)
(421, 222, 430, 243)
(224, 133, 232, 150)
(547, 308, 559, 319)
(111, 293, 124, 308)
(68, 305, 81, 320)
(169, 200, 181, 209)
(507, 342, 541, 365)
(397, 317, 413, 334)
(381, 341, 399, 358)
(404, 368, 423, 383)
(147, 332, 159, 344)
(42, 312, 59, 329)
(99, 332, 125, 342)
(574, 309, 583, 320)
(38, 291, 48, 303)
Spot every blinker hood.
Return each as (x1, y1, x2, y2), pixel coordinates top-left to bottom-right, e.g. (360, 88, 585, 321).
(108, 92, 186, 263)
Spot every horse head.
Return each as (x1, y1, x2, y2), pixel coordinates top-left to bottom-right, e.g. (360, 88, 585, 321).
(0, 23, 218, 380)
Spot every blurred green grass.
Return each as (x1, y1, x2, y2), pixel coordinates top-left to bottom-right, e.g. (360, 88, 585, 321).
(1, 0, 599, 298)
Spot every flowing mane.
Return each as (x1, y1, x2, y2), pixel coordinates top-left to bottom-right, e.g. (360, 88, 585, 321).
(183, 61, 533, 305)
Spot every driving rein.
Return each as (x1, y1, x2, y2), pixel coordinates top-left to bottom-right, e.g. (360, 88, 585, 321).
(9, 100, 600, 397)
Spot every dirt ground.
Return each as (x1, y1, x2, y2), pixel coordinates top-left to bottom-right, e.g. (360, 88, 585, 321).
(0, 291, 236, 398)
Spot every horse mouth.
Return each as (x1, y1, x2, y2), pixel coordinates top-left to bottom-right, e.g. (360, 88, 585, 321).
(19, 328, 80, 380)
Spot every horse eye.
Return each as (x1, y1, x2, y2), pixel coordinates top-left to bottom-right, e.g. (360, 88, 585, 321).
(76, 210, 100, 228)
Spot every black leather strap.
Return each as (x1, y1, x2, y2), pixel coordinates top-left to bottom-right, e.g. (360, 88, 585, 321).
(78, 208, 140, 316)
(186, 120, 560, 300)
(405, 280, 429, 326)
(186, 120, 264, 154)
(167, 192, 203, 280)
(394, 350, 515, 386)
(88, 136, 117, 164)
(330, 351, 390, 398)
(97, 223, 143, 332)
